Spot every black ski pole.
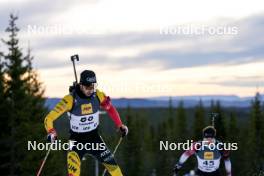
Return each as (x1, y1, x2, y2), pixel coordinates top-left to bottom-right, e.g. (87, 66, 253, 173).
(211, 113, 218, 127)
(102, 137, 123, 176)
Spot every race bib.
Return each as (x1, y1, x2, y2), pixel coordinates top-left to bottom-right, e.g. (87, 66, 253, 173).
(197, 158, 220, 172)
(69, 111, 99, 132)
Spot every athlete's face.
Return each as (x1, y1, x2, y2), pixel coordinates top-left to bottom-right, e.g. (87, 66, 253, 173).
(80, 84, 95, 96)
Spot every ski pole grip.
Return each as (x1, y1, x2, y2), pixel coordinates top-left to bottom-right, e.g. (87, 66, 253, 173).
(71, 54, 79, 61)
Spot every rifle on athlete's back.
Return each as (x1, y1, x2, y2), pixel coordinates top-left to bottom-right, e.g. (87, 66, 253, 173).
(69, 54, 79, 93)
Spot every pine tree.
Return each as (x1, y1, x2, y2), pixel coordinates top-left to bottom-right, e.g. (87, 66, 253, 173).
(122, 106, 145, 176)
(2, 14, 24, 175)
(170, 100, 189, 175)
(247, 92, 264, 173)
(193, 99, 205, 140)
(175, 100, 187, 141)
(0, 50, 6, 133)
(0, 42, 10, 175)
(226, 112, 240, 175)
(155, 120, 172, 176)
(0, 50, 5, 108)
(1, 14, 50, 175)
(166, 97, 177, 140)
(210, 100, 226, 140)
(227, 112, 239, 142)
(168, 97, 173, 118)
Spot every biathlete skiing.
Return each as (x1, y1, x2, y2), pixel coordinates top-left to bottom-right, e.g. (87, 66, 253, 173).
(43, 55, 128, 176)
(174, 126, 232, 176)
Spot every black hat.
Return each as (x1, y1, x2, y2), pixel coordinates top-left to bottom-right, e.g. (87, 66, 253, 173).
(203, 126, 216, 138)
(80, 70, 97, 85)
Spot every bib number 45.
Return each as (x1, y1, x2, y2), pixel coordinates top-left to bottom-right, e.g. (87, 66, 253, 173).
(203, 160, 215, 167)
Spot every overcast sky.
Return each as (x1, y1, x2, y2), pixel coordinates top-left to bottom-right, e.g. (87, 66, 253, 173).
(0, 0, 264, 98)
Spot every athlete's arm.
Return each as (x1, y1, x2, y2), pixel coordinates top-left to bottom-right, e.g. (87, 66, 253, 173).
(174, 142, 198, 173)
(44, 94, 73, 133)
(179, 142, 198, 164)
(96, 89, 122, 128)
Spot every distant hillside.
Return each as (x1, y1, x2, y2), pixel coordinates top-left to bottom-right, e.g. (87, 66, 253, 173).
(45, 94, 261, 109)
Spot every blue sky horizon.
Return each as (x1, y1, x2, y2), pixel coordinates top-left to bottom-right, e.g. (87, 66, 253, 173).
(0, 0, 264, 98)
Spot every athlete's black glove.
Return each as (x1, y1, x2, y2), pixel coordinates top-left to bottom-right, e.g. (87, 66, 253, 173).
(119, 125, 128, 137)
(173, 163, 183, 175)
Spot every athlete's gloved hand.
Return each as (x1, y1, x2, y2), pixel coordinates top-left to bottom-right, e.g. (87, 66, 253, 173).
(119, 124, 128, 137)
(173, 163, 182, 175)
(47, 128, 57, 143)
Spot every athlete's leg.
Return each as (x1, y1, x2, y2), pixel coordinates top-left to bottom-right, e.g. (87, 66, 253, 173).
(67, 140, 86, 176)
(195, 169, 221, 176)
(67, 151, 81, 176)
